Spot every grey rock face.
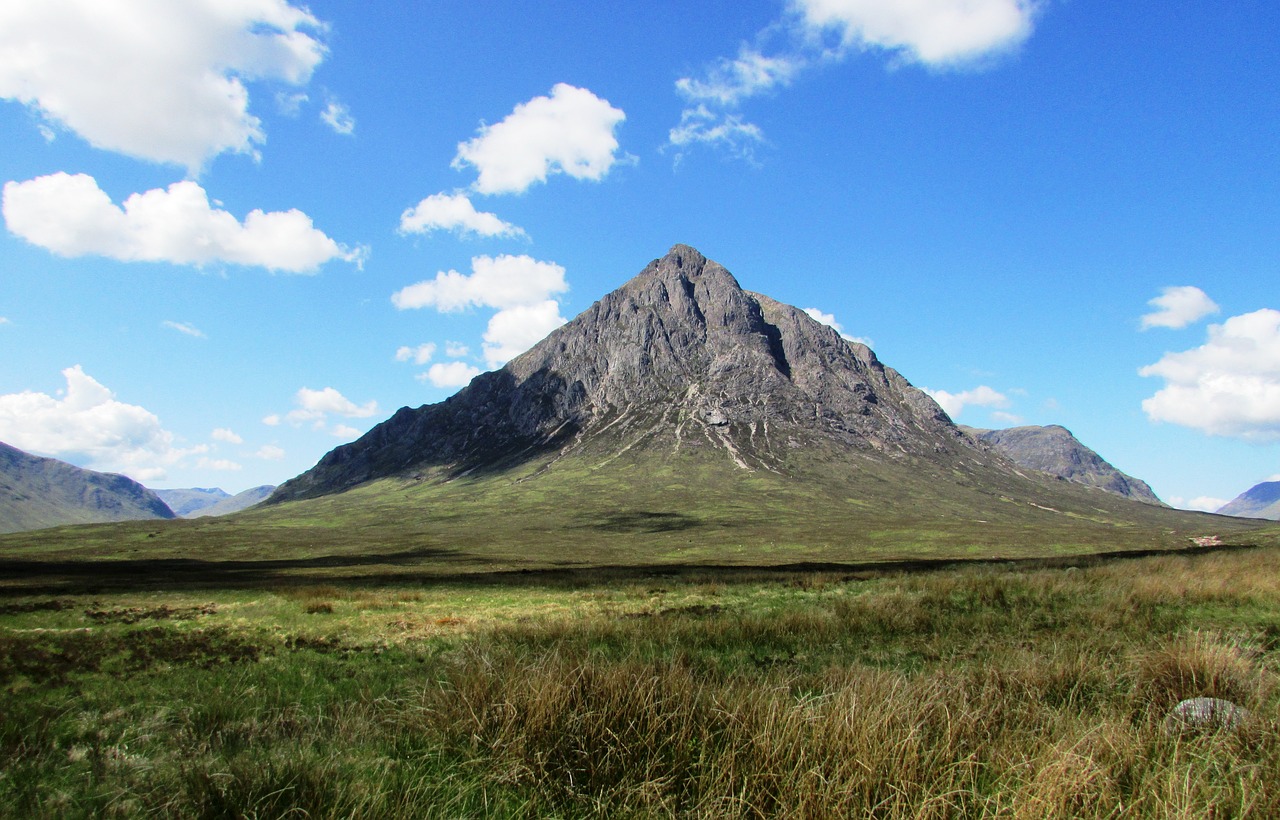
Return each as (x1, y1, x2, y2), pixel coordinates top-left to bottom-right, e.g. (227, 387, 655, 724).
(1217, 481, 1280, 520)
(1163, 697, 1249, 733)
(962, 425, 1164, 506)
(272, 244, 983, 503)
(0, 441, 175, 533)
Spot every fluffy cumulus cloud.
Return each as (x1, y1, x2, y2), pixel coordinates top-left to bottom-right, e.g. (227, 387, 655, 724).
(0, 0, 327, 171)
(453, 84, 627, 195)
(395, 343, 437, 365)
(391, 254, 567, 312)
(795, 0, 1036, 66)
(1141, 286, 1220, 330)
(923, 385, 1010, 419)
(254, 444, 286, 460)
(482, 301, 567, 368)
(0, 365, 205, 481)
(3, 173, 361, 273)
(421, 361, 482, 389)
(393, 254, 569, 370)
(1139, 309, 1280, 440)
(399, 192, 526, 239)
(264, 386, 378, 437)
(211, 427, 243, 445)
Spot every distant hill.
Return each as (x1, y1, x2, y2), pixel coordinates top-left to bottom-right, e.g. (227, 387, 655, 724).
(0, 441, 174, 534)
(1218, 481, 1280, 520)
(187, 486, 275, 518)
(154, 488, 230, 517)
(961, 425, 1164, 506)
(155, 486, 276, 518)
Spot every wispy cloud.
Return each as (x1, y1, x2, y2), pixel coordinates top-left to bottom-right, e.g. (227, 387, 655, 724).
(163, 320, 206, 339)
(671, 0, 1038, 160)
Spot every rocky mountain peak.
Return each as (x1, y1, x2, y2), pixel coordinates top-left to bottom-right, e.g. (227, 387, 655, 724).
(270, 245, 981, 503)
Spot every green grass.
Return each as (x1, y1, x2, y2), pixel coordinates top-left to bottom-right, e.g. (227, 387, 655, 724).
(1, 443, 1276, 593)
(3, 546, 1280, 817)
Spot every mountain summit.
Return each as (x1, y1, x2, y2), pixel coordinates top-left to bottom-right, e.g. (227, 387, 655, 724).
(273, 245, 988, 503)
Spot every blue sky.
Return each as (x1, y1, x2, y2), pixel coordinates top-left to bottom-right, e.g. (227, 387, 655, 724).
(1, 0, 1277, 511)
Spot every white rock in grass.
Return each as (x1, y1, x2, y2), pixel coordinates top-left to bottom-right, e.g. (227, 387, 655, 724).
(1163, 697, 1249, 733)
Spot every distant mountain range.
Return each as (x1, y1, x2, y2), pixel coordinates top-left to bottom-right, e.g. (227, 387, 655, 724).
(155, 486, 276, 518)
(0, 441, 174, 534)
(960, 425, 1164, 506)
(1217, 481, 1280, 520)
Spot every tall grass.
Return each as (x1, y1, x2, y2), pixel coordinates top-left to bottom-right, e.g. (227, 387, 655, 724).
(2, 547, 1279, 817)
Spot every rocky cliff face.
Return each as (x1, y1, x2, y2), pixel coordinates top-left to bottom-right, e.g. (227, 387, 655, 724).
(962, 425, 1164, 505)
(0, 441, 175, 533)
(272, 244, 987, 503)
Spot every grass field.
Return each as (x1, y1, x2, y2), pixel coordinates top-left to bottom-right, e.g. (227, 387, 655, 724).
(3, 542, 1280, 817)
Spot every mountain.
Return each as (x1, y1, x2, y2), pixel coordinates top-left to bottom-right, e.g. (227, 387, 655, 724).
(960, 425, 1164, 505)
(155, 486, 275, 518)
(154, 487, 230, 517)
(1218, 481, 1280, 520)
(4, 245, 1264, 577)
(187, 486, 275, 518)
(0, 441, 175, 534)
(272, 244, 982, 503)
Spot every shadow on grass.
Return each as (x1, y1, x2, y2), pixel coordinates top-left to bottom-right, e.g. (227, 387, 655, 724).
(0, 541, 1264, 597)
(574, 511, 702, 534)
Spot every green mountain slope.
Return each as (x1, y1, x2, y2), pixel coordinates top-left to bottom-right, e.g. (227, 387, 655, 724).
(0, 441, 174, 534)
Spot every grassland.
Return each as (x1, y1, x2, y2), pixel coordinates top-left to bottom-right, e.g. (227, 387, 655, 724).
(3, 542, 1280, 817)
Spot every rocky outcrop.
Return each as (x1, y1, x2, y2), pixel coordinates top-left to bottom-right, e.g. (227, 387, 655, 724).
(272, 244, 982, 503)
(0, 441, 175, 533)
(962, 425, 1164, 505)
(1217, 481, 1280, 520)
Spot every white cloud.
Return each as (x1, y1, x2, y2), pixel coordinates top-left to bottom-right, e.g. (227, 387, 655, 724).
(262, 414, 282, 426)
(3, 173, 362, 273)
(0, 365, 206, 481)
(445, 341, 470, 358)
(1140, 285, 1220, 330)
(421, 361, 482, 388)
(1139, 308, 1280, 440)
(676, 47, 802, 107)
(391, 254, 567, 312)
(289, 387, 378, 422)
(923, 384, 1010, 419)
(254, 444, 286, 460)
(395, 343, 437, 365)
(1169, 496, 1229, 513)
(795, 0, 1036, 66)
(198, 457, 243, 472)
(211, 427, 243, 444)
(0, 317, 11, 326)
(330, 424, 362, 439)
(320, 99, 355, 135)
(667, 105, 766, 161)
(399, 192, 527, 239)
(802, 307, 873, 347)
(0, 0, 327, 171)
(670, 0, 1035, 159)
(163, 320, 206, 339)
(453, 83, 628, 195)
(483, 301, 567, 368)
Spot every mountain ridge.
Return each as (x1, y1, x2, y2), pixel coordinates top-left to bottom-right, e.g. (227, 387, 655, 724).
(1218, 481, 1280, 520)
(0, 441, 174, 534)
(960, 424, 1164, 505)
